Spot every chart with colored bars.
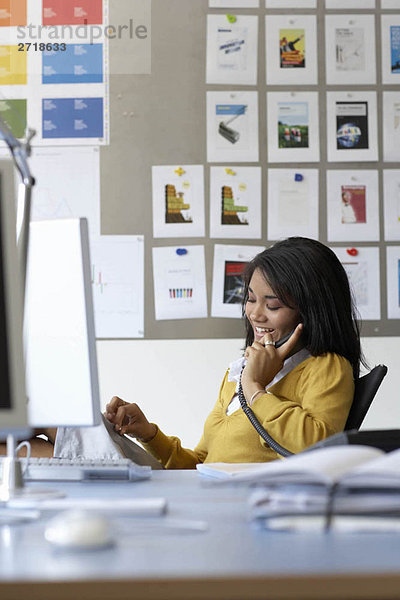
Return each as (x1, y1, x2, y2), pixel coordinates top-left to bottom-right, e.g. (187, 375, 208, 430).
(169, 288, 193, 299)
(0, 0, 109, 145)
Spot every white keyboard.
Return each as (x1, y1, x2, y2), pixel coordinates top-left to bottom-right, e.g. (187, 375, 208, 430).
(0, 456, 152, 481)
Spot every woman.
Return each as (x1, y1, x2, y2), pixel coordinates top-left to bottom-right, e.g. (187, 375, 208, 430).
(105, 237, 365, 468)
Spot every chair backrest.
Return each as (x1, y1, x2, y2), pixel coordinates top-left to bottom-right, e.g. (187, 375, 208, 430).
(344, 364, 388, 431)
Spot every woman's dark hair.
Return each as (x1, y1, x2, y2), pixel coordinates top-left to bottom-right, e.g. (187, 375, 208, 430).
(242, 237, 366, 379)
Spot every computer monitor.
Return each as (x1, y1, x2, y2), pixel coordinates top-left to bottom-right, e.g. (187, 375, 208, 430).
(0, 161, 29, 440)
(24, 218, 101, 428)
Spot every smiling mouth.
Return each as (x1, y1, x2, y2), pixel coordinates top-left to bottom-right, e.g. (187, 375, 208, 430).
(254, 327, 274, 336)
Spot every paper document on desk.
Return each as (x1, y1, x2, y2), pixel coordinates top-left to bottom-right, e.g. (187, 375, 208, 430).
(197, 445, 400, 488)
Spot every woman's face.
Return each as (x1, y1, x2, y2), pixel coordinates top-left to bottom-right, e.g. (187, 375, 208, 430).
(245, 268, 301, 344)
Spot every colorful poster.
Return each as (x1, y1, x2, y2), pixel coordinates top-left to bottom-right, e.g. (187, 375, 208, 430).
(209, 166, 261, 239)
(42, 0, 103, 25)
(327, 170, 379, 242)
(152, 165, 205, 238)
(267, 91, 319, 163)
(42, 97, 104, 139)
(341, 186, 366, 224)
(265, 15, 317, 85)
(223, 261, 246, 305)
(391, 25, 400, 74)
(42, 44, 103, 84)
(336, 102, 369, 151)
(279, 29, 305, 69)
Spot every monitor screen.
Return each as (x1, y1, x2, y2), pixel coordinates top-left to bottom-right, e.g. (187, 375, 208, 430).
(0, 161, 28, 439)
(24, 218, 101, 428)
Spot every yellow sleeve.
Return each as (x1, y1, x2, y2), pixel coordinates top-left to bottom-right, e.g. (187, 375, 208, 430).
(141, 371, 231, 469)
(251, 354, 354, 455)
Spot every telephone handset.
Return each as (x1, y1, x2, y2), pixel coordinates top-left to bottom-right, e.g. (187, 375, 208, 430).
(238, 327, 303, 457)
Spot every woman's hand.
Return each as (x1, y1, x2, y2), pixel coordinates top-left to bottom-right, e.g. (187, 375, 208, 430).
(104, 396, 157, 442)
(241, 324, 303, 402)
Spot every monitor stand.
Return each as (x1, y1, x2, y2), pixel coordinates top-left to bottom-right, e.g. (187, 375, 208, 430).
(0, 433, 64, 504)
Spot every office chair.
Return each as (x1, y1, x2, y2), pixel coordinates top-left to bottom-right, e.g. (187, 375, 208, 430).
(344, 364, 388, 431)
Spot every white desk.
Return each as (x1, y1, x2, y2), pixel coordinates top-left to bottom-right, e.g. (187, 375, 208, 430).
(1, 470, 400, 600)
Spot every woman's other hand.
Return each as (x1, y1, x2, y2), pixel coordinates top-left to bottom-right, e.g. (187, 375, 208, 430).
(104, 396, 157, 442)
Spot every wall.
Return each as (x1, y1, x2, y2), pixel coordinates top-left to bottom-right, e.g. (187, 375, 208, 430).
(97, 337, 399, 449)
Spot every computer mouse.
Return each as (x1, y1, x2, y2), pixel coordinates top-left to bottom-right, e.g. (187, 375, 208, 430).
(44, 509, 113, 550)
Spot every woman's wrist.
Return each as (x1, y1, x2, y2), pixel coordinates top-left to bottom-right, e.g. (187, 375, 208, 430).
(139, 423, 158, 443)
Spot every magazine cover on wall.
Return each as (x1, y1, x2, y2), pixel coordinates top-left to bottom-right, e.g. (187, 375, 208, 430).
(267, 91, 320, 163)
(383, 92, 400, 162)
(325, 14, 376, 85)
(383, 170, 400, 242)
(331, 247, 381, 321)
(386, 246, 400, 319)
(152, 245, 208, 321)
(326, 170, 379, 242)
(381, 15, 400, 85)
(327, 92, 378, 162)
(267, 169, 319, 241)
(151, 165, 205, 238)
(265, 15, 317, 85)
(209, 166, 261, 239)
(206, 14, 258, 85)
(207, 91, 259, 162)
(211, 244, 264, 318)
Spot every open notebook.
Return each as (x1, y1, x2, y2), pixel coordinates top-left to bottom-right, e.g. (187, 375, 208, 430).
(196, 445, 400, 490)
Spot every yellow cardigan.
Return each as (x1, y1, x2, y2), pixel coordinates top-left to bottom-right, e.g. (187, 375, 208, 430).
(142, 353, 354, 469)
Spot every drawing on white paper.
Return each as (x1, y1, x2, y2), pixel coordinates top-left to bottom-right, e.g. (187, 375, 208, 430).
(90, 236, 144, 339)
(342, 260, 369, 307)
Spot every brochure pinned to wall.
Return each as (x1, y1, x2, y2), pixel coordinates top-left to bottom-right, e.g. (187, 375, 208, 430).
(381, 15, 400, 85)
(331, 246, 381, 321)
(265, 15, 317, 86)
(90, 235, 144, 338)
(383, 170, 400, 242)
(266, 1, 316, 7)
(266, 91, 320, 163)
(267, 169, 319, 241)
(209, 0, 259, 6)
(327, 92, 378, 163)
(207, 91, 259, 163)
(386, 246, 400, 319)
(209, 166, 261, 239)
(211, 244, 264, 318)
(326, 170, 379, 242)
(206, 15, 258, 86)
(26, 146, 101, 237)
(383, 92, 400, 163)
(152, 245, 207, 321)
(0, 0, 109, 145)
(325, 15, 376, 85)
(152, 165, 205, 238)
